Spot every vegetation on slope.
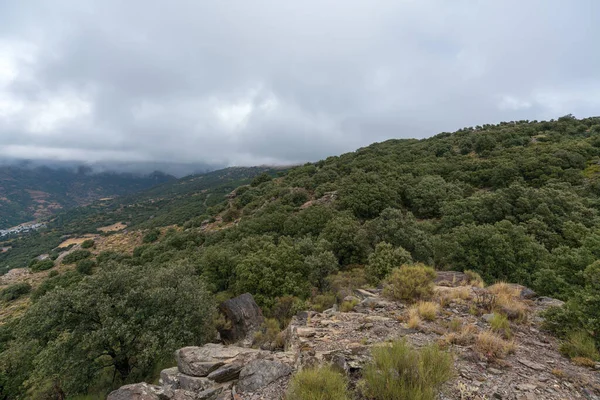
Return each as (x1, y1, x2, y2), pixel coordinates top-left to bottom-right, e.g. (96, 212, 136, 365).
(0, 166, 175, 229)
(2, 115, 600, 398)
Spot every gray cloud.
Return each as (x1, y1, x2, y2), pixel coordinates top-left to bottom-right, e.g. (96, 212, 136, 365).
(0, 0, 599, 171)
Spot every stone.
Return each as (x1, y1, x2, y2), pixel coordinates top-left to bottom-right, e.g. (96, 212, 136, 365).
(236, 360, 292, 393)
(178, 361, 224, 378)
(360, 297, 386, 308)
(518, 358, 545, 371)
(343, 295, 360, 303)
(215, 390, 233, 400)
(176, 344, 259, 377)
(171, 390, 199, 400)
(208, 364, 243, 383)
(160, 367, 180, 388)
(197, 386, 223, 400)
(330, 353, 349, 374)
(296, 327, 316, 337)
(434, 271, 470, 287)
(107, 383, 166, 400)
(178, 374, 212, 392)
(535, 297, 565, 308)
(218, 293, 264, 344)
(482, 313, 494, 322)
(516, 383, 537, 391)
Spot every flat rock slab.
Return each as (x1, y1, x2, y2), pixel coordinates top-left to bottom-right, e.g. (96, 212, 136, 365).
(176, 344, 259, 377)
(518, 358, 545, 371)
(107, 383, 165, 400)
(208, 363, 243, 383)
(236, 360, 292, 393)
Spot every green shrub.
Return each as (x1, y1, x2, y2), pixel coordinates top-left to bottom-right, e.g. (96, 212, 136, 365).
(340, 299, 358, 312)
(142, 228, 161, 243)
(76, 259, 96, 275)
(286, 365, 350, 400)
(383, 264, 436, 303)
(48, 270, 59, 278)
(253, 318, 284, 349)
(222, 207, 241, 223)
(559, 331, 599, 361)
(328, 268, 368, 302)
(490, 313, 511, 338)
(30, 259, 55, 272)
(62, 250, 91, 265)
(366, 242, 412, 284)
(311, 293, 336, 313)
(80, 239, 95, 249)
(363, 339, 454, 400)
(1, 282, 32, 302)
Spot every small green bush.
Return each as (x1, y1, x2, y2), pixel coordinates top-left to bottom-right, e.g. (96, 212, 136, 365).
(286, 365, 350, 400)
(253, 318, 284, 349)
(80, 239, 95, 249)
(340, 299, 359, 312)
(48, 270, 59, 278)
(560, 331, 599, 361)
(383, 264, 436, 303)
(62, 250, 91, 265)
(30, 259, 55, 272)
(142, 228, 161, 243)
(76, 259, 96, 275)
(363, 339, 454, 400)
(490, 313, 511, 338)
(311, 293, 336, 313)
(1, 282, 32, 302)
(464, 269, 485, 287)
(366, 242, 412, 284)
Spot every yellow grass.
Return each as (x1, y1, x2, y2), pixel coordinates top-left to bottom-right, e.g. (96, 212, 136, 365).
(436, 286, 471, 307)
(58, 235, 96, 248)
(488, 282, 529, 321)
(572, 357, 596, 368)
(410, 301, 439, 321)
(407, 314, 421, 329)
(475, 331, 516, 359)
(97, 222, 127, 232)
(442, 323, 478, 346)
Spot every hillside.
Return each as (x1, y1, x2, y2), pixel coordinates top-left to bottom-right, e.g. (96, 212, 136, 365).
(0, 165, 176, 229)
(0, 166, 278, 273)
(1, 116, 600, 399)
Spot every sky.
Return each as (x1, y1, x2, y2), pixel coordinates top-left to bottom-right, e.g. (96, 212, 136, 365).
(0, 0, 599, 171)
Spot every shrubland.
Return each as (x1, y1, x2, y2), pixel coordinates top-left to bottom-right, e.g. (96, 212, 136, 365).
(2, 116, 600, 397)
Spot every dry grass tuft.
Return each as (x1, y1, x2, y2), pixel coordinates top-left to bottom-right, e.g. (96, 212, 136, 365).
(572, 357, 597, 368)
(475, 330, 516, 360)
(488, 282, 528, 322)
(442, 323, 478, 346)
(436, 286, 471, 307)
(407, 309, 422, 329)
(409, 301, 439, 321)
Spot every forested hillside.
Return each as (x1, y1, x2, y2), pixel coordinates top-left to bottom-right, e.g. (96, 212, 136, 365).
(0, 166, 176, 229)
(2, 115, 600, 398)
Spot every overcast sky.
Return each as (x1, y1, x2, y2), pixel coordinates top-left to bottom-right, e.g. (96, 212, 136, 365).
(0, 1, 599, 170)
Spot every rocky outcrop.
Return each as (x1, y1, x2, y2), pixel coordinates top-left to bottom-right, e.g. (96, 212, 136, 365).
(110, 279, 600, 400)
(218, 293, 264, 345)
(107, 383, 167, 400)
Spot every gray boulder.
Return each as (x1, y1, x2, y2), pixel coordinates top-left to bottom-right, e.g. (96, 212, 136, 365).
(160, 367, 180, 389)
(218, 293, 264, 344)
(176, 344, 259, 377)
(435, 271, 470, 287)
(107, 383, 167, 400)
(236, 360, 292, 393)
(178, 375, 212, 392)
(207, 363, 243, 383)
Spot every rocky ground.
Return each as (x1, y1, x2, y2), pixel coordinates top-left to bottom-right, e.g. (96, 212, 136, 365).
(109, 274, 600, 400)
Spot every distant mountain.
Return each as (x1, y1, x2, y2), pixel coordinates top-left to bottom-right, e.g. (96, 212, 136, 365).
(0, 166, 176, 229)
